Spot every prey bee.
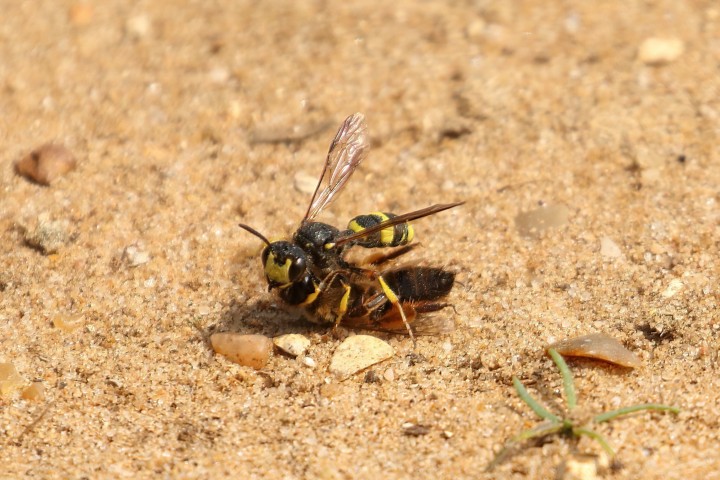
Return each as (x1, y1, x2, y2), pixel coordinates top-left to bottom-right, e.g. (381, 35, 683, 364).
(240, 113, 463, 343)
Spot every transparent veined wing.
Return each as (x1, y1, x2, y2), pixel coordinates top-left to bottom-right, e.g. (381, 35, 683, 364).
(303, 113, 369, 222)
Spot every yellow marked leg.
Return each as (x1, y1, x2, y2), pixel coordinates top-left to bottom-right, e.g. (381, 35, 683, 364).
(334, 282, 352, 328)
(377, 275, 416, 347)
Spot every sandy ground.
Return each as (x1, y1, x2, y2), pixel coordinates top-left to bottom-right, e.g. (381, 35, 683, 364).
(1, 1, 719, 478)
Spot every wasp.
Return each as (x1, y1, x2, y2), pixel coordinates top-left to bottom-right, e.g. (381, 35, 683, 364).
(240, 113, 463, 344)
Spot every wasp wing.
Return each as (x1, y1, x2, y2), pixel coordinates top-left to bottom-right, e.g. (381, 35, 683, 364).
(334, 202, 464, 247)
(303, 113, 369, 222)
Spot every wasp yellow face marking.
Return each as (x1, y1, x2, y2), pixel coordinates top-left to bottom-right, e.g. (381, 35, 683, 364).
(264, 253, 292, 285)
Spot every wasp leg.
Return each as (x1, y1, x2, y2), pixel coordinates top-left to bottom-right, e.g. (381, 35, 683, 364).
(314, 270, 355, 329)
(334, 282, 353, 328)
(377, 275, 416, 347)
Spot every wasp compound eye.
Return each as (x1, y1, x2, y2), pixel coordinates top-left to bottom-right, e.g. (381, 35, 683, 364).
(287, 255, 306, 282)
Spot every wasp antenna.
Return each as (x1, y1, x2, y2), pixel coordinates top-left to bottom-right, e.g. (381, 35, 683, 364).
(239, 223, 271, 246)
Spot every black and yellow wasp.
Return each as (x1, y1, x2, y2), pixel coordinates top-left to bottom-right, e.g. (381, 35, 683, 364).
(240, 113, 463, 343)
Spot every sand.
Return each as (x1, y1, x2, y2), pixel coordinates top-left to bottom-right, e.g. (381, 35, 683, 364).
(1, 1, 718, 478)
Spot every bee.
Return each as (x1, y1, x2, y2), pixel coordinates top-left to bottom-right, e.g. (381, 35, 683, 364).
(240, 113, 463, 344)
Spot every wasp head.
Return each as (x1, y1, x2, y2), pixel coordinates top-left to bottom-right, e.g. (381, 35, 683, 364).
(261, 241, 307, 289)
(239, 223, 308, 290)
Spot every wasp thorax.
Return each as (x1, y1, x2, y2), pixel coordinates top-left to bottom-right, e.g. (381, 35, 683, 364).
(262, 241, 307, 288)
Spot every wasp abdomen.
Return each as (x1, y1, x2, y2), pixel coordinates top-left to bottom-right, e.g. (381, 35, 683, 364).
(347, 212, 414, 248)
(382, 267, 455, 302)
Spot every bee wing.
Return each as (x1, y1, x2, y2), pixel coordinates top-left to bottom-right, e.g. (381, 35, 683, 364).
(334, 202, 464, 247)
(343, 303, 455, 336)
(303, 113, 369, 222)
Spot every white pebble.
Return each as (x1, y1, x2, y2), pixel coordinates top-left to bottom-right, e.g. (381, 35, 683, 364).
(638, 37, 684, 65)
(600, 237, 622, 259)
(274, 334, 311, 357)
(329, 335, 394, 380)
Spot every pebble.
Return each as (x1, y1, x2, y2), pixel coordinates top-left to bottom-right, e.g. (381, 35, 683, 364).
(210, 333, 273, 369)
(402, 422, 430, 436)
(273, 333, 311, 357)
(549, 333, 642, 368)
(299, 356, 316, 368)
(21, 382, 45, 401)
(68, 3, 94, 26)
(0, 363, 25, 397)
(514, 204, 569, 238)
(294, 171, 318, 195)
(563, 454, 598, 480)
(661, 278, 684, 298)
(24, 213, 71, 254)
(15, 143, 77, 185)
(52, 314, 84, 332)
(638, 37, 685, 65)
(600, 237, 622, 259)
(123, 243, 151, 267)
(329, 335, 394, 380)
(125, 14, 153, 39)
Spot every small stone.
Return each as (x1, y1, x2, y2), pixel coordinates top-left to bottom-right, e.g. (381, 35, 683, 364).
(329, 335, 394, 380)
(24, 213, 72, 254)
(210, 333, 273, 369)
(122, 242, 150, 267)
(208, 66, 230, 84)
(299, 356, 316, 368)
(125, 14, 153, 39)
(294, 171, 318, 195)
(515, 204, 569, 238)
(52, 314, 84, 332)
(661, 278, 684, 298)
(402, 422, 430, 436)
(273, 334, 311, 357)
(563, 453, 598, 480)
(319, 381, 343, 399)
(68, 3, 94, 25)
(15, 143, 77, 185)
(638, 37, 685, 65)
(21, 382, 45, 401)
(600, 237, 622, 259)
(0, 363, 25, 397)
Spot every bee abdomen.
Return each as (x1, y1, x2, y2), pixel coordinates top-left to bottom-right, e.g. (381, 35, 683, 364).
(382, 267, 455, 302)
(347, 212, 414, 248)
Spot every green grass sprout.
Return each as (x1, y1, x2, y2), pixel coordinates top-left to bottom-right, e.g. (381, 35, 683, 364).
(487, 348, 680, 471)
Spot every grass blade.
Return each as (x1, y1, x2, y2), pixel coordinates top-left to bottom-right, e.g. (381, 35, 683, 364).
(594, 403, 680, 423)
(548, 348, 576, 411)
(512, 376, 560, 422)
(573, 426, 615, 457)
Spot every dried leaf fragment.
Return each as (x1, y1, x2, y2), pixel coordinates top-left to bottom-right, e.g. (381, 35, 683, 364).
(548, 333, 641, 368)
